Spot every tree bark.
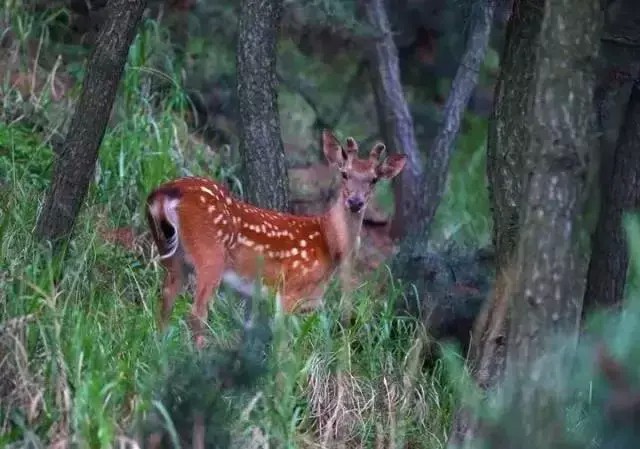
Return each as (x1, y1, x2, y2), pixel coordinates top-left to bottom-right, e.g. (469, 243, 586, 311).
(35, 0, 147, 243)
(584, 81, 640, 314)
(363, 0, 424, 240)
(485, 0, 544, 272)
(468, 0, 545, 397)
(446, 0, 574, 445)
(503, 0, 601, 444)
(583, 0, 640, 316)
(236, 0, 289, 212)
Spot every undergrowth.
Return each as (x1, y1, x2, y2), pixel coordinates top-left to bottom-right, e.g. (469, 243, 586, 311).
(0, 4, 456, 448)
(7, 2, 640, 449)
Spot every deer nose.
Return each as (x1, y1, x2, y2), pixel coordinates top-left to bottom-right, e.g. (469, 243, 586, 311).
(347, 197, 365, 213)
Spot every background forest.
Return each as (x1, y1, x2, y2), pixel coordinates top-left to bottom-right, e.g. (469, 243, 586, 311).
(2, 0, 640, 448)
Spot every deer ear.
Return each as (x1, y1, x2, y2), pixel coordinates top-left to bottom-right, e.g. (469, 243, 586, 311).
(377, 154, 407, 180)
(323, 130, 347, 168)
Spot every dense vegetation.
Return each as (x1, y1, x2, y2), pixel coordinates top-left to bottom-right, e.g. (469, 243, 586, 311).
(0, 3, 463, 446)
(4, 1, 640, 449)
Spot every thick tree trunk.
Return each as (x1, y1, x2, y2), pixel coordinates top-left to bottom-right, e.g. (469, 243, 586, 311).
(469, 0, 545, 396)
(236, 0, 289, 212)
(503, 0, 601, 444)
(35, 0, 147, 243)
(447, 0, 556, 445)
(364, 0, 424, 240)
(485, 0, 544, 272)
(583, 0, 640, 316)
(584, 81, 640, 314)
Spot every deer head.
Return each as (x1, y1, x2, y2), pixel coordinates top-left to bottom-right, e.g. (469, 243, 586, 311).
(322, 129, 407, 215)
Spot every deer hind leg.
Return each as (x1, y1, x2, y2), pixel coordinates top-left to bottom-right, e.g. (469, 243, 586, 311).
(187, 245, 225, 349)
(158, 255, 185, 333)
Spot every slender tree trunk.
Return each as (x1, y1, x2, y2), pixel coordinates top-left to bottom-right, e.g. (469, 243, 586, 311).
(366, 0, 496, 242)
(583, 0, 640, 316)
(370, 0, 496, 314)
(416, 0, 497, 239)
(503, 0, 601, 444)
(236, 0, 289, 212)
(363, 0, 424, 240)
(34, 0, 147, 243)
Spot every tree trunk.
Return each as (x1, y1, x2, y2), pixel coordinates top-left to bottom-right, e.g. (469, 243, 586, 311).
(363, 0, 424, 240)
(35, 0, 147, 243)
(583, 0, 640, 316)
(584, 80, 640, 315)
(446, 1, 548, 445)
(236, 0, 289, 212)
(485, 0, 544, 272)
(503, 0, 601, 443)
(470, 0, 545, 396)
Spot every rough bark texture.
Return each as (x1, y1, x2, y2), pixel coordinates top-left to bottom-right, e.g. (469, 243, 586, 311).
(236, 0, 289, 212)
(503, 0, 601, 444)
(467, 0, 545, 401)
(584, 82, 640, 314)
(583, 0, 640, 316)
(447, 0, 596, 445)
(34, 0, 147, 243)
(485, 0, 544, 272)
(364, 0, 424, 240)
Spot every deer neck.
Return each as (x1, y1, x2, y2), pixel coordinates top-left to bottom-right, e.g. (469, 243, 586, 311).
(322, 198, 365, 265)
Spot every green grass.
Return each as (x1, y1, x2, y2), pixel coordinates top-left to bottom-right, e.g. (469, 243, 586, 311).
(10, 3, 640, 449)
(0, 6, 456, 448)
(0, 179, 455, 447)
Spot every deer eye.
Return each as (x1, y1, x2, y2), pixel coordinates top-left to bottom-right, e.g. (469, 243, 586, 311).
(371, 177, 379, 185)
(341, 172, 348, 180)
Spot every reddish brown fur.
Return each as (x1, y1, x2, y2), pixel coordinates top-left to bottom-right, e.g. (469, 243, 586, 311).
(146, 130, 406, 348)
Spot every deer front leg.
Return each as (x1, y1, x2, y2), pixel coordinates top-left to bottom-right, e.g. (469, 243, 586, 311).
(339, 258, 356, 324)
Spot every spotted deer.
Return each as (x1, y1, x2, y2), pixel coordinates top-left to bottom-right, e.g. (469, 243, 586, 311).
(146, 130, 406, 347)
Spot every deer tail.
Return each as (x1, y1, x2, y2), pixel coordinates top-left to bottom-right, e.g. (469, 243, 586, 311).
(146, 187, 182, 260)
